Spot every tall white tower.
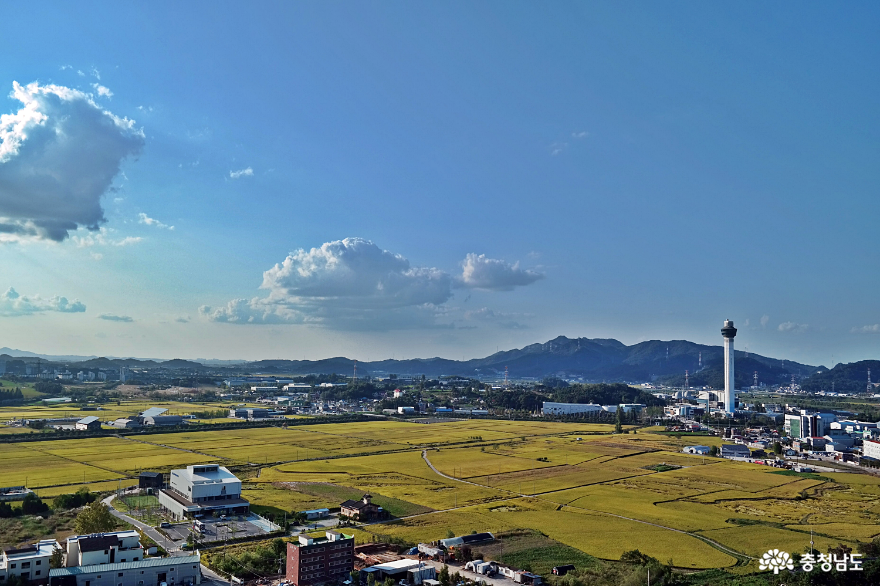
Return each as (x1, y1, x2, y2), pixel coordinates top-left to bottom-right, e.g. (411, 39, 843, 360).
(721, 320, 737, 414)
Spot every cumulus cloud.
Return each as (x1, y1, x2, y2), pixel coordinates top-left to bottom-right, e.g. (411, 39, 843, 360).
(229, 167, 253, 179)
(778, 321, 809, 334)
(98, 313, 133, 322)
(760, 315, 770, 328)
(455, 253, 544, 291)
(91, 83, 113, 98)
(852, 324, 880, 334)
(0, 81, 144, 242)
(201, 238, 454, 329)
(138, 212, 174, 230)
(0, 287, 86, 316)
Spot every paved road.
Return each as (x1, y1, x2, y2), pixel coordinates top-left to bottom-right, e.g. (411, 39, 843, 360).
(103, 495, 185, 554)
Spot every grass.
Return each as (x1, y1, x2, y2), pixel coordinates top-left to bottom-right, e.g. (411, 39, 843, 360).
(478, 529, 599, 575)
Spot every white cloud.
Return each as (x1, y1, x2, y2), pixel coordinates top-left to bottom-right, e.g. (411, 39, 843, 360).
(77, 70, 85, 77)
(463, 307, 529, 329)
(0, 287, 86, 316)
(0, 81, 144, 242)
(72, 227, 143, 248)
(201, 238, 454, 329)
(60, 65, 72, 71)
(778, 321, 809, 334)
(91, 83, 113, 98)
(90, 67, 100, 80)
(455, 253, 544, 291)
(138, 212, 174, 230)
(98, 313, 133, 322)
(175, 316, 190, 323)
(550, 142, 567, 156)
(760, 315, 770, 328)
(229, 167, 253, 179)
(572, 131, 589, 138)
(852, 324, 880, 334)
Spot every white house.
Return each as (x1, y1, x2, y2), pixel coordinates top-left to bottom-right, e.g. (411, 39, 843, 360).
(158, 464, 249, 520)
(0, 540, 59, 584)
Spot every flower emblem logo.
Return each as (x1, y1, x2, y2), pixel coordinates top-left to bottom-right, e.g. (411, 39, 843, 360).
(759, 549, 794, 574)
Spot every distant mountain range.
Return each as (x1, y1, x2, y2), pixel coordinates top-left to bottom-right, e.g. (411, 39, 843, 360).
(1, 336, 826, 384)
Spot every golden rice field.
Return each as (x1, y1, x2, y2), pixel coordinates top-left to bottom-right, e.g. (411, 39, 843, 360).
(4, 417, 880, 570)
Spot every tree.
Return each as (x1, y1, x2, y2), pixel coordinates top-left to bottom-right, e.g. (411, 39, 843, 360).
(773, 441, 783, 456)
(615, 406, 623, 434)
(50, 547, 64, 569)
(439, 565, 450, 586)
(709, 445, 719, 457)
(21, 493, 48, 515)
(75, 501, 116, 535)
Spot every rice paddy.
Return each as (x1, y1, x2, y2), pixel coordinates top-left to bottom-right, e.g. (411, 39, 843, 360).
(3, 415, 880, 570)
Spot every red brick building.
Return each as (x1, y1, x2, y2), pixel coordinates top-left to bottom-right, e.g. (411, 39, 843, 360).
(286, 531, 354, 586)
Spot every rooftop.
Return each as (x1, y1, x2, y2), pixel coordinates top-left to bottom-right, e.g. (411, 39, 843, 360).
(49, 555, 201, 577)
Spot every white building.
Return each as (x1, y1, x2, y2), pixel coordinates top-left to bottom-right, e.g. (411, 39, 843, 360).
(0, 540, 58, 584)
(863, 439, 880, 461)
(542, 402, 602, 416)
(158, 464, 249, 520)
(65, 531, 143, 567)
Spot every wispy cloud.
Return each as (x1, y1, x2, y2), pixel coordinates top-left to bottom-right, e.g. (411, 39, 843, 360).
(778, 321, 809, 334)
(72, 228, 143, 248)
(0, 287, 86, 317)
(852, 324, 880, 334)
(571, 131, 589, 139)
(98, 313, 133, 322)
(549, 142, 568, 156)
(175, 316, 190, 323)
(138, 212, 174, 230)
(229, 167, 253, 179)
(760, 315, 770, 328)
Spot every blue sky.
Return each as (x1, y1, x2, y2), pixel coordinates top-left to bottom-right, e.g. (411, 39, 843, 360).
(0, 2, 878, 365)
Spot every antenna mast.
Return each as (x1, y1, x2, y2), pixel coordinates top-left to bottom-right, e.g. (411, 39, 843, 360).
(684, 370, 689, 390)
(504, 366, 509, 389)
(754, 371, 758, 389)
(869, 369, 873, 394)
(353, 361, 357, 383)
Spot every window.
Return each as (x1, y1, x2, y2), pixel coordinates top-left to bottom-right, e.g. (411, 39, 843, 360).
(36, 561, 41, 566)
(10, 565, 15, 569)
(119, 573, 124, 577)
(36, 572, 41, 577)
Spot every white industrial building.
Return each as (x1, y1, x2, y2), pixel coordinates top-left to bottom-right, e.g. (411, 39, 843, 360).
(158, 464, 249, 520)
(542, 402, 602, 416)
(50, 555, 201, 586)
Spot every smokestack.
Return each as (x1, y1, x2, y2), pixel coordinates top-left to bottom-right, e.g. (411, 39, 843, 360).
(721, 320, 737, 414)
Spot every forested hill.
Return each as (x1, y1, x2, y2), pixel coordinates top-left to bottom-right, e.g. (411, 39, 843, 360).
(800, 360, 880, 394)
(244, 335, 820, 383)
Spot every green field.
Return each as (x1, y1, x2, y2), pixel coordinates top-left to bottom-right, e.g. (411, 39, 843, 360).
(3, 416, 879, 573)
